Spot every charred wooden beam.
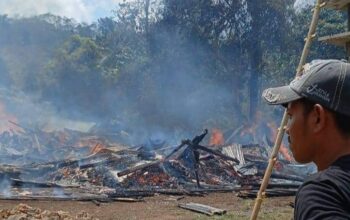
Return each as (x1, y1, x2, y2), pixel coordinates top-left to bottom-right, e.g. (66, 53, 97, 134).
(117, 160, 161, 177)
(257, 170, 305, 182)
(107, 189, 155, 198)
(237, 188, 298, 198)
(163, 141, 187, 160)
(246, 182, 301, 189)
(91, 198, 139, 206)
(109, 188, 205, 197)
(117, 141, 187, 177)
(26, 153, 118, 172)
(244, 153, 291, 165)
(182, 183, 238, 192)
(150, 188, 189, 195)
(10, 179, 79, 188)
(78, 156, 122, 169)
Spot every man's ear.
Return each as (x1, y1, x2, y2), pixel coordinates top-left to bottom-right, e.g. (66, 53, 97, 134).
(311, 104, 326, 133)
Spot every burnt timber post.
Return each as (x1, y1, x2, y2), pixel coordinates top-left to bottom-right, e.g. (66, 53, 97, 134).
(318, 0, 350, 61)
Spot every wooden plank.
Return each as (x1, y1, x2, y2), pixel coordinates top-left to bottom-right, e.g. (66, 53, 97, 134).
(178, 202, 226, 216)
(323, 0, 350, 10)
(318, 31, 350, 46)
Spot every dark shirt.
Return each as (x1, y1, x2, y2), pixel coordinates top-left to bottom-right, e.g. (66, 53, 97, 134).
(294, 155, 350, 220)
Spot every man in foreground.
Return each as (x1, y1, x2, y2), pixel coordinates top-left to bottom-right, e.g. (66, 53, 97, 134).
(262, 59, 350, 219)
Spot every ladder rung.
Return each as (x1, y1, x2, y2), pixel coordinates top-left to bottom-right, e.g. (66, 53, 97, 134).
(319, 31, 350, 46)
(321, 0, 350, 10)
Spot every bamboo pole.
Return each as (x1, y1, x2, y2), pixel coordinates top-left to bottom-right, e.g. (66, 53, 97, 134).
(249, 1, 324, 219)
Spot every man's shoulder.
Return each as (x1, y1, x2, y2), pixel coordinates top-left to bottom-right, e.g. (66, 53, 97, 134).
(304, 158, 350, 186)
(299, 164, 350, 198)
(297, 171, 341, 200)
(294, 163, 350, 220)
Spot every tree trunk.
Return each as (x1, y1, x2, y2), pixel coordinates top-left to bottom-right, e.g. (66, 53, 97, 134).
(249, 47, 262, 122)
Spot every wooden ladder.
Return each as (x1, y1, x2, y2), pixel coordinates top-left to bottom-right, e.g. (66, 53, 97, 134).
(250, 1, 350, 219)
(319, 0, 350, 60)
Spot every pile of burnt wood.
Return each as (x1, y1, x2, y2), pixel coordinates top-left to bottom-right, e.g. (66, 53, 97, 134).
(0, 126, 314, 201)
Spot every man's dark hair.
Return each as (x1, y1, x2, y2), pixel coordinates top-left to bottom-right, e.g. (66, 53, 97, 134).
(300, 98, 350, 137)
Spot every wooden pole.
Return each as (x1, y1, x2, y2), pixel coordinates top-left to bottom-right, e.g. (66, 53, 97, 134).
(249, 1, 324, 219)
(346, 4, 350, 61)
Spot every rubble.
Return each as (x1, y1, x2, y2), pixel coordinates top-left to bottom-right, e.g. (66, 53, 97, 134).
(0, 122, 316, 201)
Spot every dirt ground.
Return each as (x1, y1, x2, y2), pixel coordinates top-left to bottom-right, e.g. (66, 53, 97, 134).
(0, 193, 294, 220)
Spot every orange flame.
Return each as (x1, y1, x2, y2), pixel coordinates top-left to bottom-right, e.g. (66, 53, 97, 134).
(238, 110, 293, 162)
(136, 172, 169, 186)
(209, 128, 224, 146)
(267, 122, 293, 162)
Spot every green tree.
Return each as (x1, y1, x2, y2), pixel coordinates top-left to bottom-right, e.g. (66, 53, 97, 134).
(0, 14, 76, 91)
(44, 35, 104, 118)
(239, 0, 295, 120)
(292, 5, 346, 61)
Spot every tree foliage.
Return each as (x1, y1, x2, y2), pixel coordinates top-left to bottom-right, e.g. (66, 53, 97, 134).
(0, 1, 347, 134)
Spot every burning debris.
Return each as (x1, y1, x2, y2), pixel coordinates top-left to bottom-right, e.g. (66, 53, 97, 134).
(0, 116, 315, 202)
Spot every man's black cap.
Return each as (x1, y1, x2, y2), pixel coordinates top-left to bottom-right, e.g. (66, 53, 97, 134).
(262, 59, 350, 116)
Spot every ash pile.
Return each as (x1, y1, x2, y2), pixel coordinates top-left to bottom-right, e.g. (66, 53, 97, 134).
(0, 123, 315, 202)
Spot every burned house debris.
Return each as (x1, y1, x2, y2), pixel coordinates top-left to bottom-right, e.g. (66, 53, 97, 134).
(0, 117, 315, 202)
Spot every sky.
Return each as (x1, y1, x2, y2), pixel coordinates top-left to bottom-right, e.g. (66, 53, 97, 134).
(0, 0, 314, 24)
(0, 0, 124, 23)
(294, 0, 314, 9)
